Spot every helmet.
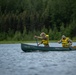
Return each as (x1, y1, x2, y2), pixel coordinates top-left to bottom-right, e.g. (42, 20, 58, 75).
(62, 35, 66, 38)
(40, 32, 46, 36)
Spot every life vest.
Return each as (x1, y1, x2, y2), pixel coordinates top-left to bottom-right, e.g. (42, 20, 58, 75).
(61, 37, 70, 47)
(42, 35, 49, 45)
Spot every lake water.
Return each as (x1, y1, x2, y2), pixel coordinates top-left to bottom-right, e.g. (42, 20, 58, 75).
(0, 43, 76, 75)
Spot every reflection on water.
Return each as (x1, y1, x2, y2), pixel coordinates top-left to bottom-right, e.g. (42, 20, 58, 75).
(0, 43, 76, 75)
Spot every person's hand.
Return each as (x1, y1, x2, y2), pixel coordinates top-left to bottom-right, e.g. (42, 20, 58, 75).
(38, 43, 40, 46)
(58, 41, 60, 44)
(68, 43, 72, 45)
(34, 35, 38, 38)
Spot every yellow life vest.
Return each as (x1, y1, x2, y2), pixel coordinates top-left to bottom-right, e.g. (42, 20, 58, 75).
(62, 37, 69, 47)
(42, 35, 49, 45)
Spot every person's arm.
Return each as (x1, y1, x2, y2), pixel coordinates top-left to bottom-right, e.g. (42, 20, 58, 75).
(34, 35, 42, 39)
(68, 39, 72, 44)
(38, 41, 43, 46)
(58, 39, 62, 44)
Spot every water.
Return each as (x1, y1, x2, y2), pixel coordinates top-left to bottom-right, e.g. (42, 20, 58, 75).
(0, 43, 76, 75)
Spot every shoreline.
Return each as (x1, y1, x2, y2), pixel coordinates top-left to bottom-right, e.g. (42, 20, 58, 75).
(0, 40, 76, 44)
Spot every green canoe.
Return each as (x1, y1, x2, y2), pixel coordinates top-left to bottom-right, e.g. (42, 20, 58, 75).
(21, 43, 76, 52)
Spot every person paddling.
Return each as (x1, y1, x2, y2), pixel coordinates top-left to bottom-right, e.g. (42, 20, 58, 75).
(34, 32, 49, 47)
(58, 35, 72, 47)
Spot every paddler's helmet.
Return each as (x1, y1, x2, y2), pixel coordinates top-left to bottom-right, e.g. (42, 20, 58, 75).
(62, 35, 66, 39)
(40, 32, 46, 37)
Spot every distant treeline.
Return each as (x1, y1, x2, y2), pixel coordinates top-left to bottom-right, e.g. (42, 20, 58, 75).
(0, 0, 76, 41)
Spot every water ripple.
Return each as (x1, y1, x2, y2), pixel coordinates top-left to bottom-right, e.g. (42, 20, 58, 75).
(0, 43, 76, 75)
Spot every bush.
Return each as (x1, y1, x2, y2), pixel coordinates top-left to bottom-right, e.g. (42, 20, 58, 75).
(12, 31, 22, 41)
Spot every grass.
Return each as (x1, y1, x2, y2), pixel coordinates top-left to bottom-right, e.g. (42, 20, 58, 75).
(0, 41, 36, 44)
(0, 40, 76, 44)
(0, 40, 59, 44)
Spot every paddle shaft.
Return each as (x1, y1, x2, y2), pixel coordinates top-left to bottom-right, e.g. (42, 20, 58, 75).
(35, 38, 38, 46)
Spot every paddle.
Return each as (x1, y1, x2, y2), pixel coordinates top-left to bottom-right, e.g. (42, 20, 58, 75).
(35, 38, 39, 46)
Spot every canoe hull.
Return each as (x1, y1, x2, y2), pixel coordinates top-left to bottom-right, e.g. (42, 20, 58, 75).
(21, 43, 75, 52)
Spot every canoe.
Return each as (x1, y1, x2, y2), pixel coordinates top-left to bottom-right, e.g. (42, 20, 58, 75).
(21, 43, 76, 52)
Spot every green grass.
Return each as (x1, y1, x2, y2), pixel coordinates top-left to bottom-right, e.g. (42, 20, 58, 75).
(0, 40, 76, 44)
(0, 41, 36, 44)
(0, 40, 59, 44)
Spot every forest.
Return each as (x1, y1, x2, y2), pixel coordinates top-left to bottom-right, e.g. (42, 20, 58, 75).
(0, 0, 76, 41)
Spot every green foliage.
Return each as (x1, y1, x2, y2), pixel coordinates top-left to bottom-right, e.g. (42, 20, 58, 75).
(72, 36, 76, 41)
(12, 31, 22, 41)
(41, 26, 48, 33)
(0, 0, 76, 41)
(0, 32, 7, 41)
